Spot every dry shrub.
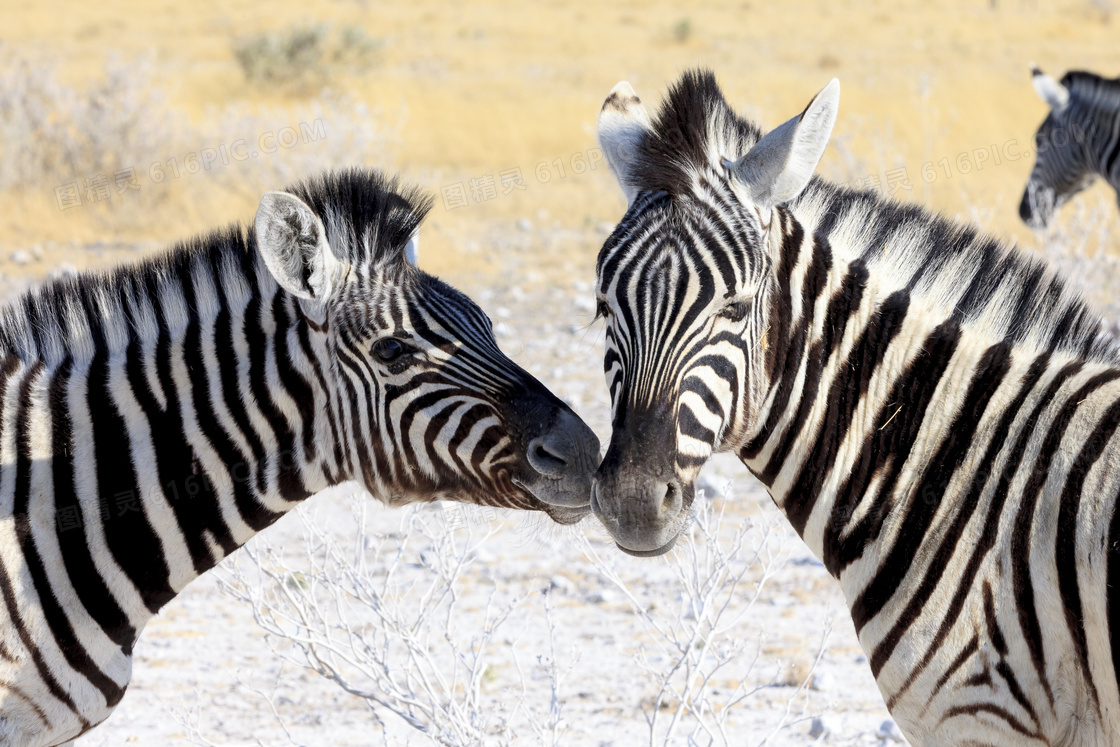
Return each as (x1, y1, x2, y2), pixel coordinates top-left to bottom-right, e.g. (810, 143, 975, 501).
(0, 44, 396, 236)
(232, 24, 382, 93)
(0, 46, 170, 191)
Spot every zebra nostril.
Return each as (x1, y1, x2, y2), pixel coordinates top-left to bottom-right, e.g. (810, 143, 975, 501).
(660, 480, 682, 516)
(527, 436, 570, 477)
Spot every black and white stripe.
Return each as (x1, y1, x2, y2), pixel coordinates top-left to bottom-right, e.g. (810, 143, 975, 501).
(0, 169, 597, 747)
(1020, 66, 1120, 227)
(591, 70, 1120, 744)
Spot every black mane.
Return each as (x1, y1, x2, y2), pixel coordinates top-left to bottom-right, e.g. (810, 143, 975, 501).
(621, 69, 1120, 364)
(627, 69, 763, 197)
(285, 168, 433, 264)
(1061, 70, 1120, 94)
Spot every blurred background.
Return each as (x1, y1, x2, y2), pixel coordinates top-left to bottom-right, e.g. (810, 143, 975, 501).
(2, 0, 1118, 295)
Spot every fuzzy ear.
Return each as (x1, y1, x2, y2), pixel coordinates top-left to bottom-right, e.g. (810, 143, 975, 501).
(597, 81, 653, 204)
(403, 231, 419, 266)
(726, 79, 840, 210)
(255, 191, 342, 302)
(1031, 64, 1069, 110)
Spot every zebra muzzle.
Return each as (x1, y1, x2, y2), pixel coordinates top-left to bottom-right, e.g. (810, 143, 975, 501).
(589, 469, 691, 557)
(514, 407, 600, 511)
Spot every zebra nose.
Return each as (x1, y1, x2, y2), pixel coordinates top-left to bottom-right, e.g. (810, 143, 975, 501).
(519, 407, 599, 509)
(590, 471, 689, 557)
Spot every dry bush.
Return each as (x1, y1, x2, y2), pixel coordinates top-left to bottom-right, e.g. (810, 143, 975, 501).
(582, 494, 829, 746)
(0, 44, 396, 233)
(215, 479, 834, 747)
(220, 498, 527, 746)
(0, 46, 171, 192)
(232, 24, 382, 92)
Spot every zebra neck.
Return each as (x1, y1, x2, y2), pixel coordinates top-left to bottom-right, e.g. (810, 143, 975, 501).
(740, 224, 1018, 581)
(2, 240, 350, 652)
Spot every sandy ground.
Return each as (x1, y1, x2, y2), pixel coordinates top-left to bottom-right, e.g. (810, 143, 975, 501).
(56, 231, 907, 747)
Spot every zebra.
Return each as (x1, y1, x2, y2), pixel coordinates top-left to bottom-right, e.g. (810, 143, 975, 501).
(1020, 65, 1120, 227)
(0, 168, 599, 747)
(590, 69, 1120, 745)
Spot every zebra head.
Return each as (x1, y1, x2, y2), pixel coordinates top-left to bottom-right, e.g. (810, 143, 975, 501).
(590, 73, 839, 555)
(1019, 65, 1096, 227)
(254, 171, 599, 523)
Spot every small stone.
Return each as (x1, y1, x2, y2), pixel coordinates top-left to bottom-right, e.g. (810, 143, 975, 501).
(517, 218, 533, 232)
(9, 251, 32, 265)
(30, 244, 43, 260)
(809, 672, 831, 691)
(808, 716, 831, 738)
(549, 576, 574, 594)
(876, 719, 905, 742)
(494, 306, 512, 319)
(585, 589, 612, 605)
(493, 322, 515, 339)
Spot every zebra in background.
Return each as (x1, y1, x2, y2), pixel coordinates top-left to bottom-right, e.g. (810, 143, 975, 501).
(1020, 65, 1120, 227)
(0, 169, 599, 747)
(591, 69, 1120, 744)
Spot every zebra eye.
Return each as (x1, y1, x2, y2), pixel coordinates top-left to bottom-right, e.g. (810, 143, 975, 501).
(595, 299, 612, 320)
(718, 302, 749, 322)
(373, 338, 405, 362)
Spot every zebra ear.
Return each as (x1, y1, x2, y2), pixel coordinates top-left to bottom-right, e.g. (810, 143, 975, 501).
(727, 79, 840, 210)
(255, 190, 342, 302)
(598, 81, 653, 204)
(1031, 64, 1070, 110)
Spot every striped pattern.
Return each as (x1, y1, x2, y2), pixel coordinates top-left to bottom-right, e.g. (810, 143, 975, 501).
(594, 71, 1120, 744)
(0, 169, 593, 746)
(1021, 68, 1120, 227)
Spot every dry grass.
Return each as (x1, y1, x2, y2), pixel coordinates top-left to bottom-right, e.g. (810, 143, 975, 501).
(0, 0, 1116, 288)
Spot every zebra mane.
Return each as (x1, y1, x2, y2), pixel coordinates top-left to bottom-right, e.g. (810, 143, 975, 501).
(0, 169, 433, 366)
(285, 168, 433, 265)
(623, 69, 764, 198)
(628, 68, 1120, 365)
(1060, 70, 1120, 112)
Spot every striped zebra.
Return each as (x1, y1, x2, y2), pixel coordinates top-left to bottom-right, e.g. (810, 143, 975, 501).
(591, 70, 1120, 745)
(0, 169, 599, 747)
(1020, 65, 1120, 227)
